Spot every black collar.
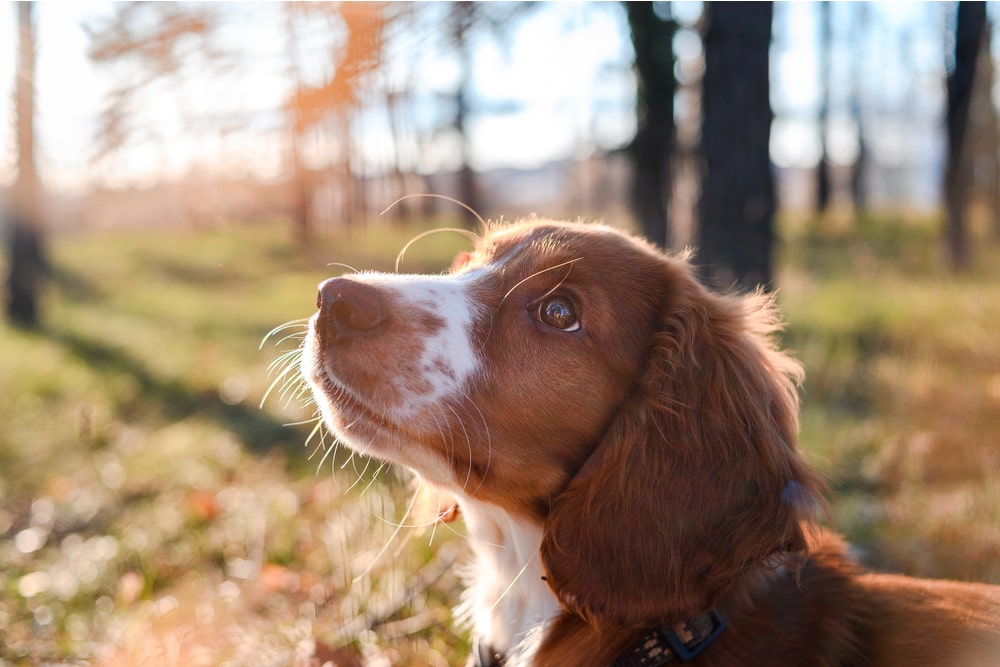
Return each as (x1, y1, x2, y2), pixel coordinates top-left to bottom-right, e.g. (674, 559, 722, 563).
(612, 610, 727, 666)
(474, 610, 726, 666)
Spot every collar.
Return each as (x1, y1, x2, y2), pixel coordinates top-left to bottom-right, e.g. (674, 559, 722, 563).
(612, 611, 727, 666)
(474, 611, 726, 667)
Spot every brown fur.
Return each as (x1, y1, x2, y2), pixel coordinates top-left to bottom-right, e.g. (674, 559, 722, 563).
(307, 220, 1000, 666)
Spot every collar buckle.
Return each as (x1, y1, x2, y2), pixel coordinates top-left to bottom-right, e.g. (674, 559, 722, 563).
(658, 609, 727, 662)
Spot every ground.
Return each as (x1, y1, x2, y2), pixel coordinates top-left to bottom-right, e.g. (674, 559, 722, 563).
(1, 214, 998, 666)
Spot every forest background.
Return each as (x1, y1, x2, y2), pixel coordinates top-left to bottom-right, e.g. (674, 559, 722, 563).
(2, 2, 1000, 665)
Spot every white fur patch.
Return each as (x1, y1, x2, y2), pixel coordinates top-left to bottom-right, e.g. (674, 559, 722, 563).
(457, 496, 561, 663)
(355, 271, 482, 420)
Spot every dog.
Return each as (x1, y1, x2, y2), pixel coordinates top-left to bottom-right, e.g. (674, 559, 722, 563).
(301, 220, 1000, 666)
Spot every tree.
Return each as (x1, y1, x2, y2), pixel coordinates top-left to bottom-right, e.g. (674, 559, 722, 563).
(944, 1, 986, 271)
(624, 1, 676, 248)
(5, 1, 47, 328)
(815, 1, 832, 216)
(697, 3, 776, 291)
(85, 3, 220, 161)
(439, 2, 534, 226)
(963, 9, 1000, 245)
(285, 3, 391, 239)
(451, 1, 479, 221)
(848, 3, 869, 217)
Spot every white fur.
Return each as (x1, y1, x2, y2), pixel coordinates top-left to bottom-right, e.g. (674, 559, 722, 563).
(309, 266, 559, 663)
(358, 271, 481, 420)
(457, 496, 561, 665)
(377, 271, 561, 662)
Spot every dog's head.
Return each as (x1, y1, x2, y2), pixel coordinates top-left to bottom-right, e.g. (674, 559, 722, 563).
(302, 220, 821, 627)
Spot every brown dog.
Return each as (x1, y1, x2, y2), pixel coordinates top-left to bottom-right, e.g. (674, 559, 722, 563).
(302, 220, 1000, 666)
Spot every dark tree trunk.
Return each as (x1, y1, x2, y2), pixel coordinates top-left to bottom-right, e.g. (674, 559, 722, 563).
(815, 1, 832, 215)
(625, 1, 675, 248)
(453, 1, 480, 228)
(6, 1, 47, 328)
(849, 3, 868, 216)
(944, 1, 986, 270)
(5, 212, 46, 327)
(697, 3, 775, 292)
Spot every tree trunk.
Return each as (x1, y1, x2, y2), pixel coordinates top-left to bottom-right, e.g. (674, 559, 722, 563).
(944, 1, 986, 271)
(453, 1, 480, 227)
(849, 3, 868, 217)
(285, 6, 313, 245)
(6, 1, 47, 328)
(624, 1, 675, 248)
(815, 1, 832, 216)
(697, 3, 775, 292)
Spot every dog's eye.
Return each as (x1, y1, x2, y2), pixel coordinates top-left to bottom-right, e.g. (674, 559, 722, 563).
(537, 296, 580, 331)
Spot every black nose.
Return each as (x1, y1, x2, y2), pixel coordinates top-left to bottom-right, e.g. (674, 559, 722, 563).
(316, 277, 388, 344)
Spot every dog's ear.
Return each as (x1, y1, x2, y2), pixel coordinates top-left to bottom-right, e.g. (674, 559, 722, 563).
(540, 267, 823, 628)
(450, 251, 473, 273)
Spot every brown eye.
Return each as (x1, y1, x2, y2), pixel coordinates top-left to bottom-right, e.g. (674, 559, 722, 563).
(538, 296, 580, 331)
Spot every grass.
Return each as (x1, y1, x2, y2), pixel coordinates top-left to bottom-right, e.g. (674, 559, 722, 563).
(780, 212, 1000, 579)
(1, 213, 999, 665)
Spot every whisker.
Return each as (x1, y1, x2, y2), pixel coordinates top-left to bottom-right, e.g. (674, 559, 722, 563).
(265, 348, 302, 374)
(314, 433, 339, 478)
(340, 449, 358, 471)
(260, 354, 304, 408)
(274, 331, 307, 347)
(285, 415, 323, 428)
(327, 261, 361, 274)
(303, 415, 325, 444)
(428, 512, 440, 546)
(525, 262, 576, 310)
(354, 484, 422, 583)
(458, 395, 492, 498)
(276, 373, 308, 409)
(445, 403, 475, 493)
(260, 319, 309, 349)
(395, 227, 481, 273)
(380, 193, 489, 232)
(490, 550, 539, 612)
(480, 258, 582, 349)
(347, 455, 375, 493)
(498, 257, 582, 309)
(360, 460, 387, 497)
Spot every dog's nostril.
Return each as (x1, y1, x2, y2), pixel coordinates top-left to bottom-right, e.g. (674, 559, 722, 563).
(316, 278, 387, 343)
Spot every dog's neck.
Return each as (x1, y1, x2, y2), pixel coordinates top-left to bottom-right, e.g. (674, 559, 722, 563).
(456, 496, 561, 663)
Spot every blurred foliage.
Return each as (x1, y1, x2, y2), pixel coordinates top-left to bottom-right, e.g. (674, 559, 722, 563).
(779, 212, 1000, 579)
(0, 216, 999, 664)
(0, 220, 471, 665)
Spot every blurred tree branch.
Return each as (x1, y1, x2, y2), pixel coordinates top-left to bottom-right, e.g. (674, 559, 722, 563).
(284, 2, 392, 241)
(84, 2, 223, 160)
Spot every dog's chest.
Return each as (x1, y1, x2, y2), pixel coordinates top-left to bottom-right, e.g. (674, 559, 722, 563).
(458, 499, 561, 662)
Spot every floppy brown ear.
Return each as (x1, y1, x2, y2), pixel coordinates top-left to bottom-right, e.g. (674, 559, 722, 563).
(539, 266, 823, 628)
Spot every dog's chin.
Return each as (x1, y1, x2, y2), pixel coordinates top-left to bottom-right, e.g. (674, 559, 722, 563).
(306, 366, 456, 485)
(310, 373, 392, 455)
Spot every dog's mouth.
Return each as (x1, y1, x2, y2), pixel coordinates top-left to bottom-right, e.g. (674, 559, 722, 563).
(309, 352, 399, 434)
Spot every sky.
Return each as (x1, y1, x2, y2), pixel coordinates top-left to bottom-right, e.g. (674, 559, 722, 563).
(0, 1, 966, 205)
(1, 2, 115, 191)
(0, 2, 639, 194)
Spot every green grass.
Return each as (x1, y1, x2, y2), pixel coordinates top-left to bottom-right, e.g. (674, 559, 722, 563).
(1, 214, 999, 665)
(780, 213, 1000, 579)
(0, 220, 473, 666)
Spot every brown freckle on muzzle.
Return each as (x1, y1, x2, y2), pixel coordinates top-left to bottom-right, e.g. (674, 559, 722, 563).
(316, 277, 388, 345)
